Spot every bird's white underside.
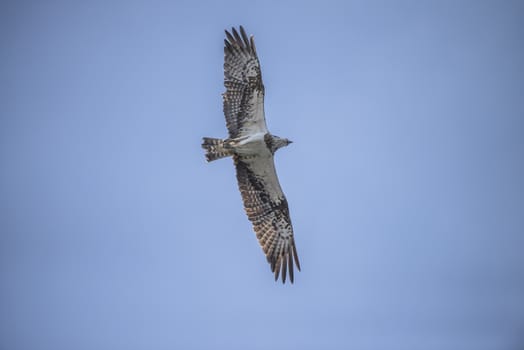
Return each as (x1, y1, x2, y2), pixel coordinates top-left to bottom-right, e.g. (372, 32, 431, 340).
(231, 133, 284, 203)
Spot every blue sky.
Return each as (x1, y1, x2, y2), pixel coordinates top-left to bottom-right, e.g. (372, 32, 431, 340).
(1, 1, 524, 349)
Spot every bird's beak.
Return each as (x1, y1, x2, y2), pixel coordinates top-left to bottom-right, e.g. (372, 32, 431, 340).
(288, 140, 293, 144)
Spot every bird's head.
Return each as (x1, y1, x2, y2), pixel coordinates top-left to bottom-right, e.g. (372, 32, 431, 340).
(271, 135, 293, 153)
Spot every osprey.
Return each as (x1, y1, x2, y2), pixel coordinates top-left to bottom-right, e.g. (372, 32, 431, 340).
(202, 26, 300, 283)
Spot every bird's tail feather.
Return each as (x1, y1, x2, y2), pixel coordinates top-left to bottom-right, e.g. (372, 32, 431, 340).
(202, 137, 232, 162)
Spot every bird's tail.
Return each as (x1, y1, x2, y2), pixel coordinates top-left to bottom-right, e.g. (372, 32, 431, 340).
(201, 137, 233, 162)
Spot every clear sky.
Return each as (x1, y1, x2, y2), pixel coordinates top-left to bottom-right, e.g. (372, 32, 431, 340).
(1, 1, 524, 349)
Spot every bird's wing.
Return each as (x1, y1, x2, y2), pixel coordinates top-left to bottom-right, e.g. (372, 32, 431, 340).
(234, 154, 300, 283)
(223, 26, 268, 138)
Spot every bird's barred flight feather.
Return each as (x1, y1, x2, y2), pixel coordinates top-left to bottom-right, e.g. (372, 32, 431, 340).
(223, 26, 268, 138)
(202, 26, 300, 283)
(234, 156, 300, 283)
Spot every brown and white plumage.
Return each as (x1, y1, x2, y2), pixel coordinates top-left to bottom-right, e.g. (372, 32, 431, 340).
(234, 156, 300, 283)
(223, 27, 267, 139)
(202, 26, 300, 283)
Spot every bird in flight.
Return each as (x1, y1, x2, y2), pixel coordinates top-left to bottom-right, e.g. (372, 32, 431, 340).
(202, 26, 300, 283)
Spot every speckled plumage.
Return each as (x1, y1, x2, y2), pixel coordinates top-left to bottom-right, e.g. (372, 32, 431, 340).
(202, 26, 300, 283)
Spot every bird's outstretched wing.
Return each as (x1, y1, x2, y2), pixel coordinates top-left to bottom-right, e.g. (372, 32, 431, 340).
(223, 26, 268, 138)
(234, 155, 301, 283)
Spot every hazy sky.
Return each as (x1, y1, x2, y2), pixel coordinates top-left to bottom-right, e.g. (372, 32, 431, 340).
(1, 1, 524, 349)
